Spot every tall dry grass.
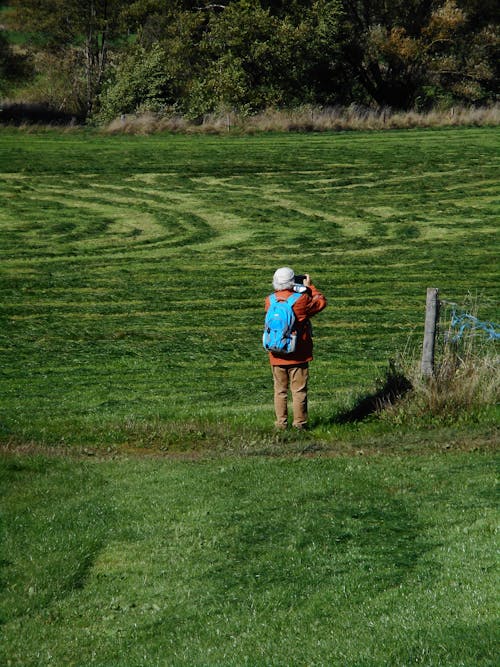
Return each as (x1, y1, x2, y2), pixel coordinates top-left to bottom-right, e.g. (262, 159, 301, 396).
(103, 104, 500, 135)
(403, 349, 498, 418)
(383, 300, 499, 422)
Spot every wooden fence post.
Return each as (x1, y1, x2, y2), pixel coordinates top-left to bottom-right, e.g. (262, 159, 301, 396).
(421, 287, 439, 377)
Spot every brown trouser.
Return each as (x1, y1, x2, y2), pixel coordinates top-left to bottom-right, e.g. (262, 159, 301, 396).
(272, 364, 309, 429)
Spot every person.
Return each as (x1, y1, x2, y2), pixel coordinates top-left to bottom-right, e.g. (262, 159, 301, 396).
(265, 267, 327, 430)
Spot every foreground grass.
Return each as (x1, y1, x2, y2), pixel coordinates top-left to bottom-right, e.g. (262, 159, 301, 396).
(1, 451, 498, 666)
(0, 126, 498, 448)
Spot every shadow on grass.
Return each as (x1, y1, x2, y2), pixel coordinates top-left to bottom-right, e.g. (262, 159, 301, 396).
(0, 102, 84, 125)
(316, 362, 413, 427)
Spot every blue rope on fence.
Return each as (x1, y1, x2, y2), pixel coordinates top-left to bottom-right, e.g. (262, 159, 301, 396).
(449, 310, 500, 342)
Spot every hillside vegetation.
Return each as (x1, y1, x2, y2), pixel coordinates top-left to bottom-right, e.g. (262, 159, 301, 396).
(0, 1, 498, 123)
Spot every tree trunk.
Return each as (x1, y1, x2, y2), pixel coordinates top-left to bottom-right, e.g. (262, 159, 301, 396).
(84, 0, 109, 118)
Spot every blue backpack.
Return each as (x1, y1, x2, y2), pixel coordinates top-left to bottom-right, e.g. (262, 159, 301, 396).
(263, 292, 302, 354)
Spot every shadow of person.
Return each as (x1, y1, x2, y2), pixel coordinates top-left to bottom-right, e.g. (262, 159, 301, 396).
(312, 361, 413, 427)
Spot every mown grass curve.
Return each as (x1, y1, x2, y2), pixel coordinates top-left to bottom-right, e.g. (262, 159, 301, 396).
(0, 127, 498, 447)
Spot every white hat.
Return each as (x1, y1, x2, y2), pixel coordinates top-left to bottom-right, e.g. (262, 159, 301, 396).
(273, 266, 295, 291)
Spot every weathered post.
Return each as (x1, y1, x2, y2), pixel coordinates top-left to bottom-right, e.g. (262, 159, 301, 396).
(421, 287, 439, 376)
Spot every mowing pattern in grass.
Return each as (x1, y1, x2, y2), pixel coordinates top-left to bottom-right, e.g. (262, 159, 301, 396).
(0, 128, 498, 445)
(1, 453, 497, 666)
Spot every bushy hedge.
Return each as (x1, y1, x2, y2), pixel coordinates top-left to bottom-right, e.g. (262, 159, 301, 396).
(3, 0, 499, 121)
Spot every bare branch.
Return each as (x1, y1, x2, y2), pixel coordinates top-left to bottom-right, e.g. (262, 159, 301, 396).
(195, 4, 227, 10)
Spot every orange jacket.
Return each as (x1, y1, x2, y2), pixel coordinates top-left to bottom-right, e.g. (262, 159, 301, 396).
(265, 284, 327, 366)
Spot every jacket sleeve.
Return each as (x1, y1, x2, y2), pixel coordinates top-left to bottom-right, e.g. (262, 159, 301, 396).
(294, 284, 327, 321)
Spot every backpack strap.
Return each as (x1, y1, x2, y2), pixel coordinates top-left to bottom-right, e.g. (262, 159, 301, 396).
(286, 292, 302, 307)
(269, 292, 302, 305)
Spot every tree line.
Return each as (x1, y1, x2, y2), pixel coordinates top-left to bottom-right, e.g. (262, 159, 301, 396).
(1, 0, 498, 122)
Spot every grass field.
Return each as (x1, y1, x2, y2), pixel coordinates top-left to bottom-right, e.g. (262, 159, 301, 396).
(1, 452, 498, 666)
(0, 127, 499, 665)
(0, 126, 498, 450)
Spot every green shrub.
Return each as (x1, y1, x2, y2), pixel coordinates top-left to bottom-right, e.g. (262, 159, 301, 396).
(96, 43, 175, 123)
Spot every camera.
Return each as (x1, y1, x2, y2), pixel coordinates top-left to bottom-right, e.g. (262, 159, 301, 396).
(293, 274, 308, 293)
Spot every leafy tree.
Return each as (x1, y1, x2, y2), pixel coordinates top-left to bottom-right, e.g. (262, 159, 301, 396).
(185, 0, 345, 114)
(11, 0, 134, 115)
(7, 0, 498, 118)
(0, 1, 33, 97)
(301, 0, 348, 105)
(97, 42, 175, 121)
(457, 0, 499, 26)
(340, 0, 499, 108)
(189, 0, 288, 113)
(453, 0, 499, 103)
(340, 0, 436, 108)
(0, 29, 33, 96)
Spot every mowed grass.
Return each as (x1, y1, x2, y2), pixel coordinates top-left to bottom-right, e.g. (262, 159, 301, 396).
(0, 129, 498, 665)
(1, 452, 498, 666)
(0, 126, 498, 448)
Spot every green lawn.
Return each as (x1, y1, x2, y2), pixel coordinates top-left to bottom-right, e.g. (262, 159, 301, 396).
(0, 127, 498, 449)
(1, 452, 498, 666)
(0, 127, 498, 665)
